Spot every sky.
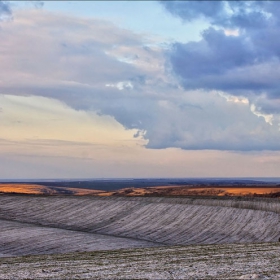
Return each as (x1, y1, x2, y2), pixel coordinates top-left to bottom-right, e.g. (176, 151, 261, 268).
(1, 1, 280, 179)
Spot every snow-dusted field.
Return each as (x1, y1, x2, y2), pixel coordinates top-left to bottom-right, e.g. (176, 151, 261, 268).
(0, 219, 156, 257)
(0, 242, 279, 279)
(0, 196, 279, 251)
(0, 195, 280, 279)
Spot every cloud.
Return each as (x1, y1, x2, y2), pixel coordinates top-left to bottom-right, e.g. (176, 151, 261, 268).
(1, 9, 280, 151)
(160, 1, 225, 23)
(167, 27, 277, 95)
(142, 90, 280, 151)
(0, 1, 11, 18)
(161, 1, 280, 117)
(160, 1, 270, 29)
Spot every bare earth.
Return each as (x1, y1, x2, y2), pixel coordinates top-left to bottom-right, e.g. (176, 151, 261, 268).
(0, 191, 280, 279)
(0, 242, 279, 279)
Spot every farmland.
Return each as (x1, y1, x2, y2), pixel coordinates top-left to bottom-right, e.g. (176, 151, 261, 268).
(0, 242, 280, 279)
(0, 191, 280, 279)
(1, 180, 280, 198)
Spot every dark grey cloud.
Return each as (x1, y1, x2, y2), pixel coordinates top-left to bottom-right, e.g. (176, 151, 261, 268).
(168, 27, 274, 95)
(170, 27, 257, 78)
(160, 1, 225, 23)
(161, 1, 271, 29)
(161, 1, 280, 115)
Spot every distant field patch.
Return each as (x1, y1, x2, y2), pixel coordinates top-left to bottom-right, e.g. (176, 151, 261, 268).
(110, 185, 280, 197)
(0, 184, 54, 195)
(182, 187, 280, 196)
(0, 184, 105, 195)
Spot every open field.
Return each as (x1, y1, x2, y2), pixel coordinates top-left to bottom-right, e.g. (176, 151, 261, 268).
(1, 195, 280, 252)
(1, 194, 280, 278)
(0, 219, 156, 257)
(108, 185, 280, 197)
(1, 182, 280, 198)
(0, 184, 105, 196)
(0, 242, 279, 279)
(186, 187, 280, 196)
(0, 180, 280, 197)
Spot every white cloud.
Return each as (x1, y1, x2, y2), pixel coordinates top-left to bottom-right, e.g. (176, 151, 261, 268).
(250, 104, 274, 126)
(106, 81, 134, 90)
(224, 29, 240, 37)
(218, 91, 249, 104)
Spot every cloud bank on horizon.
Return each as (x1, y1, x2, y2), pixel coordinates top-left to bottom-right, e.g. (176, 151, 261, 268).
(1, 0, 280, 160)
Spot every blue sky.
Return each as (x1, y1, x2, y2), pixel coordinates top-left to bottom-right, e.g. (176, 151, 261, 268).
(1, 1, 280, 179)
(15, 1, 209, 43)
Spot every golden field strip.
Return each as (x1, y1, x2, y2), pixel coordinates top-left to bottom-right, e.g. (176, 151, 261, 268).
(0, 184, 105, 195)
(0, 183, 280, 197)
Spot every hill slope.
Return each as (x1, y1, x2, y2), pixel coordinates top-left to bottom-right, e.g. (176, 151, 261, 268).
(0, 195, 279, 257)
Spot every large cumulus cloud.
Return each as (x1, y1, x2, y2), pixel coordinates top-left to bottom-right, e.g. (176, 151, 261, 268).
(1, 8, 280, 151)
(161, 1, 280, 116)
